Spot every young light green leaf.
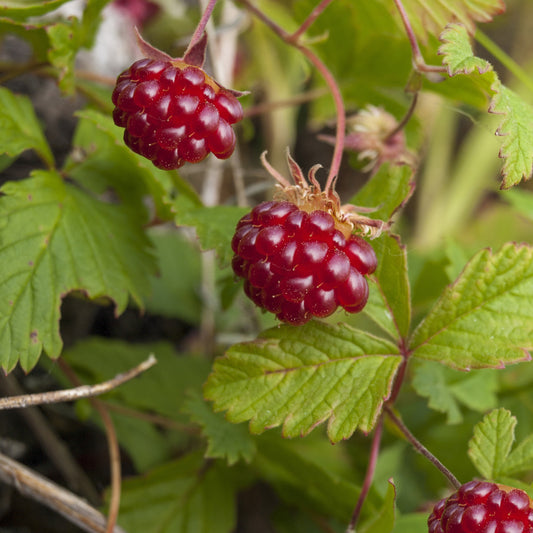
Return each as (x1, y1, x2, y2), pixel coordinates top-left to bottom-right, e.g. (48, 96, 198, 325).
(364, 234, 411, 340)
(184, 391, 256, 466)
(468, 408, 516, 480)
(351, 164, 415, 223)
(402, 0, 504, 40)
(0, 171, 156, 372)
(410, 243, 533, 370)
(359, 480, 396, 533)
(502, 434, 533, 477)
(492, 86, 533, 189)
(204, 321, 402, 443)
(174, 203, 250, 267)
(393, 513, 428, 533)
(439, 24, 533, 188)
(117, 452, 237, 533)
(412, 361, 498, 424)
(0, 87, 54, 167)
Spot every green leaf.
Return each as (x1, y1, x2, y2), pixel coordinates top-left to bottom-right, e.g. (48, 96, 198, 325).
(145, 229, 203, 324)
(62, 337, 210, 422)
(412, 361, 499, 424)
(503, 434, 533, 477)
(409, 243, 533, 370)
(351, 164, 415, 223)
(492, 86, 533, 189)
(360, 480, 396, 533)
(0, 171, 156, 372)
(184, 391, 256, 466)
(254, 433, 361, 522)
(69, 109, 176, 220)
(117, 452, 237, 533)
(0, 0, 73, 20)
(46, 21, 80, 94)
(174, 203, 250, 267)
(439, 24, 533, 188)
(204, 321, 401, 442)
(364, 234, 411, 340)
(0, 87, 54, 167)
(403, 0, 504, 39)
(468, 408, 516, 479)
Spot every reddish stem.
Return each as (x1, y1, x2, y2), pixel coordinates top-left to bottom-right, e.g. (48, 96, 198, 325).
(346, 416, 384, 533)
(392, 0, 446, 74)
(184, 0, 219, 56)
(289, 0, 336, 43)
(239, 0, 346, 191)
(384, 405, 461, 489)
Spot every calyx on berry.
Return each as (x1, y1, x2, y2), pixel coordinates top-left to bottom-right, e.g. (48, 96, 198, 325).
(112, 30, 246, 170)
(231, 152, 383, 325)
(428, 480, 533, 533)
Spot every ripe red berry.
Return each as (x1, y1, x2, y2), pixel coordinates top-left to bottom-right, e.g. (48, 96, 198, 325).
(112, 58, 243, 169)
(428, 481, 533, 533)
(231, 200, 377, 325)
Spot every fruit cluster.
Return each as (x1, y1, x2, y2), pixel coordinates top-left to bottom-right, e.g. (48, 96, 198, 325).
(231, 200, 377, 325)
(112, 58, 243, 169)
(428, 481, 533, 533)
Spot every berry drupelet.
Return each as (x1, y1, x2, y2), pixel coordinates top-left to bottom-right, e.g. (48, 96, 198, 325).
(111, 33, 244, 170)
(428, 481, 533, 533)
(231, 153, 382, 326)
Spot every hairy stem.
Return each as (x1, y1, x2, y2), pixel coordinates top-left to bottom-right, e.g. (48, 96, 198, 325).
(186, 0, 219, 55)
(384, 405, 461, 489)
(346, 416, 384, 533)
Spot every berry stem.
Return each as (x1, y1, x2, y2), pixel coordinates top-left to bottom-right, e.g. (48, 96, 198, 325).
(346, 416, 384, 533)
(392, 0, 446, 74)
(384, 405, 461, 490)
(185, 0, 219, 57)
(239, 0, 346, 192)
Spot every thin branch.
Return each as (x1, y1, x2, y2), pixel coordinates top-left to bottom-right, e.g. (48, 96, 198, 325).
(57, 361, 124, 533)
(289, 0, 336, 43)
(0, 375, 101, 504)
(391, 0, 446, 74)
(0, 451, 127, 533)
(384, 405, 461, 489)
(346, 416, 384, 533)
(239, 0, 346, 190)
(385, 91, 419, 141)
(0, 355, 157, 410)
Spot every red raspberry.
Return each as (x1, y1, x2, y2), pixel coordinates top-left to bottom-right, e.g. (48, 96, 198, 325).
(231, 200, 377, 325)
(112, 58, 243, 169)
(428, 481, 533, 533)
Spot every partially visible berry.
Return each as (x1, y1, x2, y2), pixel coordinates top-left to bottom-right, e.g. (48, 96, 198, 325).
(231, 201, 377, 325)
(428, 481, 533, 533)
(112, 57, 243, 169)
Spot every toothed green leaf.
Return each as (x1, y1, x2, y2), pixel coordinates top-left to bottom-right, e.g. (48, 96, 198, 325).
(205, 321, 401, 443)
(0, 171, 156, 372)
(410, 244, 533, 370)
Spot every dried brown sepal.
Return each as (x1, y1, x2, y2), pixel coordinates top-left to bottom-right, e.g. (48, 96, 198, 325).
(261, 150, 384, 239)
